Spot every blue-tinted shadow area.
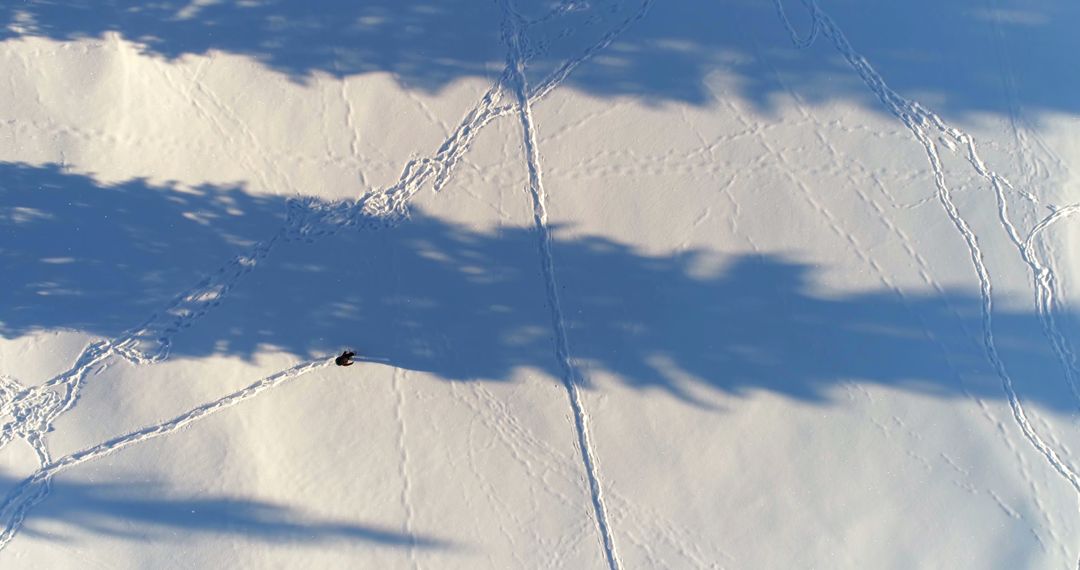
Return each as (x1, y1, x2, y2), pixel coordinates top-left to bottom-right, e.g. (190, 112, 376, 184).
(0, 474, 448, 547)
(0, 1, 1077, 117)
(2, 161, 1077, 412)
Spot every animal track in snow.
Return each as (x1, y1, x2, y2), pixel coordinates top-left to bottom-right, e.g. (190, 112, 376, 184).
(0, 0, 660, 556)
(775, 0, 1080, 560)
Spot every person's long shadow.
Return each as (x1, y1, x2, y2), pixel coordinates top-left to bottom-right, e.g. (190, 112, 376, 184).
(2, 161, 1076, 412)
(0, 0, 1075, 117)
(3, 474, 448, 547)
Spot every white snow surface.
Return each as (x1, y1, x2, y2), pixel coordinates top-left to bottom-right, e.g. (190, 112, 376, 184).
(3, 0, 1080, 568)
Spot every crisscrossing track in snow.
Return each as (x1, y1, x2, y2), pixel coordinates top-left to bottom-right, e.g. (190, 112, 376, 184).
(775, 0, 1080, 562)
(0, 1, 654, 560)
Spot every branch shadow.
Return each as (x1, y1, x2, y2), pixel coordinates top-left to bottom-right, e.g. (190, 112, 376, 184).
(2, 161, 1077, 413)
(0, 474, 449, 548)
(0, 0, 1077, 117)
(0, 162, 286, 338)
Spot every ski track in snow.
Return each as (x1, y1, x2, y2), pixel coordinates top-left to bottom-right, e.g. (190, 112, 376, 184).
(0, 0, 656, 557)
(500, 2, 652, 569)
(774, 0, 1080, 561)
(448, 379, 722, 568)
(17, 0, 1080, 564)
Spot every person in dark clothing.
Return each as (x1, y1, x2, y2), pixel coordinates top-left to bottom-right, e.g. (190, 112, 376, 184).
(335, 350, 356, 366)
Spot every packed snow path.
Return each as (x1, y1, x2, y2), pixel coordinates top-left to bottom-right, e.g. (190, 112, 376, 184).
(0, 0, 654, 557)
(776, 0, 1080, 565)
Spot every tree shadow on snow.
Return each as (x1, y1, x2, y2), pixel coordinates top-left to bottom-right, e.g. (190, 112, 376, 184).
(2, 161, 1078, 413)
(0, 474, 449, 548)
(0, 0, 1077, 118)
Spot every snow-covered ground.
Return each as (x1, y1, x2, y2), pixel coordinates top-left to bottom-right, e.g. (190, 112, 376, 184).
(3, 0, 1080, 567)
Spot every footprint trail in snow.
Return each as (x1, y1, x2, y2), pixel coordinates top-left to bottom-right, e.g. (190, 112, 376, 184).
(0, 1, 657, 556)
(775, 0, 1080, 559)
